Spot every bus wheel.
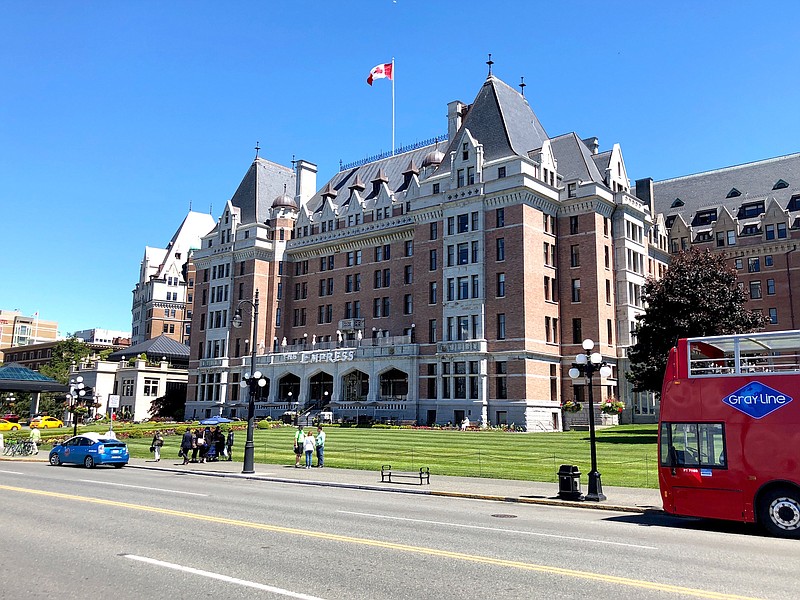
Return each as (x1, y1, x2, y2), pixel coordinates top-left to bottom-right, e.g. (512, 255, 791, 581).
(759, 488, 800, 538)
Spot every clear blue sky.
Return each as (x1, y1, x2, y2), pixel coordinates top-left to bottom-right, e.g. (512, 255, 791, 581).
(2, 1, 799, 337)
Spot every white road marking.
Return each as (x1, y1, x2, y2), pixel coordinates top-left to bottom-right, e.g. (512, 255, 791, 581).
(79, 480, 208, 496)
(338, 510, 657, 550)
(122, 554, 328, 599)
(0, 469, 24, 475)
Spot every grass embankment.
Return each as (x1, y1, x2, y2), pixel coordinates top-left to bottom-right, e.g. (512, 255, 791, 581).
(8, 423, 659, 488)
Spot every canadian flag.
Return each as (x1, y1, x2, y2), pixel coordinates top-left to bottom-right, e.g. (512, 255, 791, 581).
(367, 62, 393, 86)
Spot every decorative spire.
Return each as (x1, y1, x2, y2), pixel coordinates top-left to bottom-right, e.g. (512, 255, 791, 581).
(486, 53, 494, 77)
(519, 76, 526, 97)
(254, 141, 260, 159)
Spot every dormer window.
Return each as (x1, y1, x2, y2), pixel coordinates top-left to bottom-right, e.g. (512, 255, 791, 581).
(665, 215, 677, 229)
(462, 143, 469, 161)
(773, 179, 789, 190)
(671, 198, 685, 208)
(788, 194, 800, 212)
(741, 224, 760, 236)
(567, 183, 577, 198)
(693, 209, 717, 226)
(726, 187, 742, 198)
(740, 201, 764, 218)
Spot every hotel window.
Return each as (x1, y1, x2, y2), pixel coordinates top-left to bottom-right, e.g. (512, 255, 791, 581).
(353, 300, 361, 318)
(572, 318, 582, 344)
(778, 223, 788, 238)
(457, 242, 469, 265)
(471, 240, 479, 263)
(404, 265, 413, 284)
(496, 273, 506, 297)
(769, 308, 778, 324)
(496, 238, 505, 261)
(467, 167, 475, 185)
(344, 302, 352, 319)
(496, 362, 507, 399)
(567, 183, 577, 198)
(405, 240, 413, 257)
(734, 258, 743, 270)
(765, 255, 773, 267)
(767, 279, 775, 295)
(498, 166, 506, 178)
(472, 275, 480, 299)
(497, 313, 506, 340)
(447, 278, 455, 301)
(458, 277, 469, 300)
(433, 183, 440, 194)
(276, 308, 281, 326)
(430, 249, 438, 271)
(545, 316, 551, 342)
(604, 246, 610, 268)
(727, 230, 736, 246)
(373, 298, 381, 318)
(748, 257, 760, 273)
(571, 279, 581, 302)
(457, 169, 465, 187)
(606, 280, 612, 304)
(457, 213, 469, 233)
(404, 294, 413, 315)
(749, 281, 762, 299)
(429, 281, 438, 304)
(570, 216, 579, 234)
(496, 208, 505, 228)
(382, 297, 390, 317)
(570, 244, 580, 267)
(462, 142, 469, 160)
(430, 222, 438, 240)
(276, 283, 282, 300)
(428, 319, 437, 343)
(346, 275, 353, 293)
(607, 319, 613, 345)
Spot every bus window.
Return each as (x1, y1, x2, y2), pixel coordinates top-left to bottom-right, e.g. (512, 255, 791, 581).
(660, 423, 727, 468)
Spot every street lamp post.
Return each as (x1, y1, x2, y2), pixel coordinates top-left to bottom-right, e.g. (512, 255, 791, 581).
(568, 339, 612, 502)
(67, 376, 86, 437)
(231, 289, 262, 475)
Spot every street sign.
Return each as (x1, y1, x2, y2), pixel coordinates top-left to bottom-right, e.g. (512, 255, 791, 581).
(108, 395, 120, 408)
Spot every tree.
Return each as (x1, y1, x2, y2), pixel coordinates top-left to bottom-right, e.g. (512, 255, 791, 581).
(627, 248, 768, 393)
(39, 338, 91, 384)
(149, 386, 186, 421)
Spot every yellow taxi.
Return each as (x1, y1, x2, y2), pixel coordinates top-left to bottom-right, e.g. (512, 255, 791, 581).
(0, 418, 21, 431)
(30, 416, 63, 429)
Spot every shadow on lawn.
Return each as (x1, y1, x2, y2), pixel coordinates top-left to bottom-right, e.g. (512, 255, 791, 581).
(590, 433, 658, 445)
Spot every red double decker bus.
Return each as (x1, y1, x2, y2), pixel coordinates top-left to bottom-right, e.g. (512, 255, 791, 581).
(658, 330, 800, 537)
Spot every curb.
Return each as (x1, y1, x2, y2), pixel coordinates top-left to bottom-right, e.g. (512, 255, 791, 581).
(125, 463, 655, 514)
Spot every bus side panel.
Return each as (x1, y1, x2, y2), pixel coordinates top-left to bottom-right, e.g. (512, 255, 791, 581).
(660, 372, 800, 523)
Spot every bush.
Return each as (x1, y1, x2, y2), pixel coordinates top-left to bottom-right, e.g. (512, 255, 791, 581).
(256, 420, 272, 429)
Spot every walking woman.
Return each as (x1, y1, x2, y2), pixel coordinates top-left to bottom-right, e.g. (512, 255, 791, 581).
(151, 431, 164, 462)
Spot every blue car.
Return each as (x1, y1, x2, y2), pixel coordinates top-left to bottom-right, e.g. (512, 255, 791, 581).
(49, 433, 128, 468)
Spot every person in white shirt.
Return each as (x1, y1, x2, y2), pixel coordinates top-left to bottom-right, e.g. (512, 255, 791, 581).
(29, 426, 41, 454)
(461, 417, 470, 431)
(302, 430, 316, 469)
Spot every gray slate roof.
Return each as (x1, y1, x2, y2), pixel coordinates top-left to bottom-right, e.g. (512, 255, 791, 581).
(652, 153, 800, 227)
(107, 335, 190, 363)
(229, 158, 296, 225)
(305, 144, 437, 214)
(550, 132, 607, 185)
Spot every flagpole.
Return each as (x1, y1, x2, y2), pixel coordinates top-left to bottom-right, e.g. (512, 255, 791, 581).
(391, 57, 395, 155)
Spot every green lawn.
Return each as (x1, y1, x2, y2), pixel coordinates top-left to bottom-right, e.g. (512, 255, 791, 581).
(120, 423, 660, 488)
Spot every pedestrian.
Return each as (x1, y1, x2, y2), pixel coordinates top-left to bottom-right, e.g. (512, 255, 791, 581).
(213, 426, 225, 461)
(315, 425, 326, 468)
(197, 428, 210, 463)
(225, 429, 234, 461)
(180, 428, 193, 465)
(151, 431, 164, 462)
(29, 426, 41, 454)
(302, 429, 316, 469)
(461, 416, 470, 431)
(191, 428, 202, 463)
(294, 424, 304, 468)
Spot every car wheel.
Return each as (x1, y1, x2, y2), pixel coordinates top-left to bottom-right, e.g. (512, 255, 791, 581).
(84, 456, 95, 469)
(113, 463, 124, 469)
(758, 487, 800, 538)
(49, 453, 62, 466)
(11, 425, 18, 431)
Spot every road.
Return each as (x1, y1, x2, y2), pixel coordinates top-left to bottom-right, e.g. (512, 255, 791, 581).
(1, 462, 796, 600)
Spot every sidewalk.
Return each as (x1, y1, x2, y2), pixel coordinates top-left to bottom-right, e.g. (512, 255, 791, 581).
(0, 453, 662, 513)
(125, 457, 662, 513)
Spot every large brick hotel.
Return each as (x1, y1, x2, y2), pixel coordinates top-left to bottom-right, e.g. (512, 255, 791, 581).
(185, 71, 800, 429)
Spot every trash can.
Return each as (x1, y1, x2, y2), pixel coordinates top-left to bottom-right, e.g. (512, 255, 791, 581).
(557, 464, 583, 500)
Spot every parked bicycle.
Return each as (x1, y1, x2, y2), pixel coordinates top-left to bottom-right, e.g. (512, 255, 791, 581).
(3, 439, 35, 457)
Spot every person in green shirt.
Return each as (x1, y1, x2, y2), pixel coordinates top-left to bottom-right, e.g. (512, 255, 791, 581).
(294, 425, 304, 467)
(315, 426, 326, 468)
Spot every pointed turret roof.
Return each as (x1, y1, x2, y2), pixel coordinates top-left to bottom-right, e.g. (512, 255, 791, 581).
(437, 76, 549, 170)
(229, 157, 295, 224)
